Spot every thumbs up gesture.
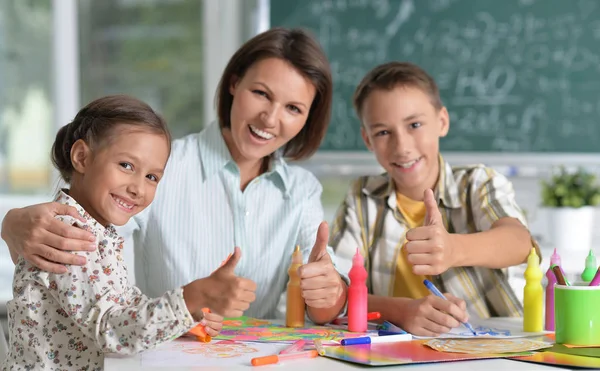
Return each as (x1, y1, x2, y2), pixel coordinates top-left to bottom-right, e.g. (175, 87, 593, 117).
(298, 222, 345, 309)
(183, 246, 257, 319)
(405, 189, 456, 276)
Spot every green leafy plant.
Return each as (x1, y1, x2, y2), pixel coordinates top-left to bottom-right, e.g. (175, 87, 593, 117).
(541, 166, 600, 207)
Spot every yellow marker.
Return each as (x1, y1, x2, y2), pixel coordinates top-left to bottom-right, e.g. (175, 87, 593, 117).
(523, 248, 543, 332)
(286, 245, 305, 328)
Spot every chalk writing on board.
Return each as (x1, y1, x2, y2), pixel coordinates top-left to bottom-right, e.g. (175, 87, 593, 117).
(272, 0, 600, 152)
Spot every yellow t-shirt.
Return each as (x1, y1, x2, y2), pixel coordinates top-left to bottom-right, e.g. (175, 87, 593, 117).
(393, 191, 431, 299)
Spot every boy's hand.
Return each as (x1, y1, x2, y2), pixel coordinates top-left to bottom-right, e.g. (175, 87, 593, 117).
(392, 294, 468, 337)
(299, 222, 345, 309)
(405, 189, 457, 275)
(183, 247, 257, 318)
(200, 311, 224, 337)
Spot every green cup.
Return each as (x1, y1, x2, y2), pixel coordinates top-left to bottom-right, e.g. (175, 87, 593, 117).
(555, 285, 600, 345)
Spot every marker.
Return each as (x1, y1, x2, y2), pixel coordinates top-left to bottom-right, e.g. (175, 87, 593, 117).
(279, 340, 305, 354)
(581, 250, 597, 282)
(378, 330, 406, 336)
(251, 350, 318, 366)
(551, 264, 571, 286)
(340, 333, 412, 346)
(188, 308, 212, 342)
(589, 266, 600, 286)
(551, 265, 568, 286)
(331, 312, 381, 325)
(423, 279, 477, 336)
(377, 320, 407, 334)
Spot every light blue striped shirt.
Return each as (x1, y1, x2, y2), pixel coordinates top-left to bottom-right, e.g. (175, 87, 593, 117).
(129, 121, 337, 319)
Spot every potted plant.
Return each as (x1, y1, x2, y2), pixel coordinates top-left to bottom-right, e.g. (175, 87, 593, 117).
(541, 166, 600, 259)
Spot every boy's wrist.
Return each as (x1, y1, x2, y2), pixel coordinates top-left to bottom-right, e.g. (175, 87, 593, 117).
(448, 233, 467, 268)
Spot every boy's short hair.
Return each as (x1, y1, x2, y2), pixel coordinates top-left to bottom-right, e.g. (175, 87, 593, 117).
(353, 62, 443, 119)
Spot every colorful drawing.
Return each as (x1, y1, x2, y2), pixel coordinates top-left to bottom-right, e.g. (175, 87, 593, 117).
(413, 319, 550, 339)
(213, 316, 368, 343)
(514, 351, 600, 369)
(424, 338, 552, 354)
(141, 338, 286, 367)
(314, 339, 533, 366)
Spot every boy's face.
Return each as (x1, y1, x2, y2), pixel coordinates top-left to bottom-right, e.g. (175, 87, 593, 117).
(360, 86, 449, 199)
(72, 126, 170, 226)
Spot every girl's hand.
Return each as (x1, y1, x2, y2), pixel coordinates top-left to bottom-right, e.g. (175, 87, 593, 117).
(183, 247, 257, 318)
(200, 312, 224, 337)
(1, 203, 96, 273)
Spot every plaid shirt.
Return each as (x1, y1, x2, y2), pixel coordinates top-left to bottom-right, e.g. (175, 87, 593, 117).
(330, 156, 539, 319)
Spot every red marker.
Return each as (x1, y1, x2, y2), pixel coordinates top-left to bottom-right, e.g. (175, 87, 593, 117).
(331, 312, 381, 325)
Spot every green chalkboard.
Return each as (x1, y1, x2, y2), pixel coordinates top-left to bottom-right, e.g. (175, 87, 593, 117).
(271, 0, 600, 153)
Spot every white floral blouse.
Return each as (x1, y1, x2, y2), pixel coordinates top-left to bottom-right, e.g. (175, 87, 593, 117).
(2, 191, 195, 371)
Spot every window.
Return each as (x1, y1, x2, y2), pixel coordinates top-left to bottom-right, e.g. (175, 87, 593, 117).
(78, 0, 204, 139)
(0, 1, 53, 194)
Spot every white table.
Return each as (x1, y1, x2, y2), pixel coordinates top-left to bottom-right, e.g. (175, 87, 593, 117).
(104, 318, 573, 371)
(104, 354, 563, 370)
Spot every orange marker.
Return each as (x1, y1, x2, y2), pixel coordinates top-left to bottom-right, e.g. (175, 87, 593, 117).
(251, 350, 318, 366)
(189, 308, 212, 342)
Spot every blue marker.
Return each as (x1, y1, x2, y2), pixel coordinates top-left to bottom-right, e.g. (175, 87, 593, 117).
(340, 333, 412, 346)
(423, 279, 477, 336)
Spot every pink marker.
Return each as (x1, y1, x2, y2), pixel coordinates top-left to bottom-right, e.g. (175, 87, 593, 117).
(545, 248, 561, 331)
(279, 340, 305, 354)
(589, 266, 600, 286)
(348, 248, 368, 332)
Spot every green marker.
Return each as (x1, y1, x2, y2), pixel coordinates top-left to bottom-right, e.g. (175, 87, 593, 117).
(581, 250, 597, 282)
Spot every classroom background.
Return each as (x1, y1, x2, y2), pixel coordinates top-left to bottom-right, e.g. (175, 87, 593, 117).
(1, 0, 600, 343)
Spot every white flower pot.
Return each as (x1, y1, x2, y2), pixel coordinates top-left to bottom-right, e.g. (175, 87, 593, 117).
(547, 206, 595, 261)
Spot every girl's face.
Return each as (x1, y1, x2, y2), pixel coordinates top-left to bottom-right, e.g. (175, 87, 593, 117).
(225, 57, 316, 164)
(70, 126, 170, 226)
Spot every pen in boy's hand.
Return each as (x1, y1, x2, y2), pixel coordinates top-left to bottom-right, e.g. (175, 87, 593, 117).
(423, 279, 477, 336)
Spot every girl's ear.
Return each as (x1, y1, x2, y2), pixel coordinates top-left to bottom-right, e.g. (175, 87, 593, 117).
(70, 139, 92, 174)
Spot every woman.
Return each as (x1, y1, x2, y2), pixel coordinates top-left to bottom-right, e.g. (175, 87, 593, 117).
(1, 28, 347, 324)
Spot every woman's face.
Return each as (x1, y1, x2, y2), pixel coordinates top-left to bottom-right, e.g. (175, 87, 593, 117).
(225, 57, 316, 164)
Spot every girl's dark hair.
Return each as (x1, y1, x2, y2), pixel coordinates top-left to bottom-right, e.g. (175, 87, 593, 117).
(216, 27, 333, 160)
(51, 95, 171, 183)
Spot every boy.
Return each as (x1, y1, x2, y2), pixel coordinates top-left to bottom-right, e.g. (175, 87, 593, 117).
(330, 62, 538, 337)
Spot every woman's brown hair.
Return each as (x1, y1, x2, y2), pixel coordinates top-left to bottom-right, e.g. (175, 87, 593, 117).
(51, 94, 171, 183)
(216, 27, 332, 160)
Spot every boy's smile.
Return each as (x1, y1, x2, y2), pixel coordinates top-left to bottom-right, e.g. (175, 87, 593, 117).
(360, 86, 449, 200)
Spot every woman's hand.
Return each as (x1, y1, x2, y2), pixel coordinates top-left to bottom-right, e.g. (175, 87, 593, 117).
(1, 203, 96, 273)
(299, 222, 345, 309)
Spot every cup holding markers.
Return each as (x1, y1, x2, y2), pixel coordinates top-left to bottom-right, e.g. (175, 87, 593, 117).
(554, 284, 600, 346)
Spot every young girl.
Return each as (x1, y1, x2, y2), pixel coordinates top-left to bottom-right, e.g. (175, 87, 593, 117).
(2, 95, 255, 370)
